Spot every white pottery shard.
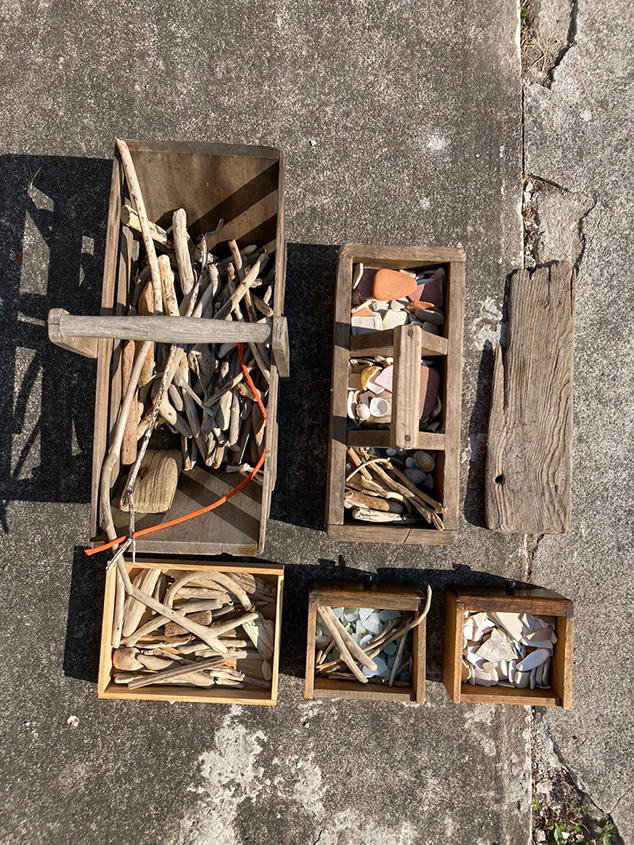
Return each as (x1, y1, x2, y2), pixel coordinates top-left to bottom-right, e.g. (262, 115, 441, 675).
(490, 612, 524, 641)
(521, 629, 555, 649)
(514, 670, 530, 688)
(475, 627, 518, 663)
(516, 648, 551, 672)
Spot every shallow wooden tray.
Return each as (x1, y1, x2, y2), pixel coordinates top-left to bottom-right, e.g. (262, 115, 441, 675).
(304, 579, 426, 703)
(91, 139, 286, 556)
(325, 243, 465, 545)
(99, 559, 284, 705)
(443, 586, 574, 708)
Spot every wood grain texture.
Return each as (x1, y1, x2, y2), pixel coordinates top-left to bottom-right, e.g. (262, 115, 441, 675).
(486, 261, 575, 534)
(391, 324, 423, 448)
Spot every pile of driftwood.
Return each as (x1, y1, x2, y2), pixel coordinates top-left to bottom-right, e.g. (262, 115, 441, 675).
(101, 140, 273, 543)
(111, 568, 275, 690)
(344, 447, 445, 529)
(314, 587, 431, 686)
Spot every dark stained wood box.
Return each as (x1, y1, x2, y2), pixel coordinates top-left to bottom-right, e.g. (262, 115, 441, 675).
(304, 579, 426, 703)
(443, 586, 574, 708)
(325, 244, 465, 545)
(91, 140, 286, 556)
(98, 559, 284, 705)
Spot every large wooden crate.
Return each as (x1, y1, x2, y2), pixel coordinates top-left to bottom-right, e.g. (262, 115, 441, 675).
(443, 586, 574, 708)
(91, 140, 286, 556)
(99, 560, 284, 705)
(325, 244, 465, 545)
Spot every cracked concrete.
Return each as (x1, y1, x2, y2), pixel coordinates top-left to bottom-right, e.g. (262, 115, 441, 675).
(524, 0, 634, 839)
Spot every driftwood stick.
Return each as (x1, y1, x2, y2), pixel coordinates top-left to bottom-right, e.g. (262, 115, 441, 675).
(128, 657, 225, 690)
(115, 140, 162, 314)
(316, 607, 368, 684)
(99, 341, 153, 542)
(318, 606, 378, 671)
(173, 208, 195, 296)
(112, 570, 125, 648)
(388, 626, 408, 687)
(123, 599, 223, 647)
(115, 560, 228, 654)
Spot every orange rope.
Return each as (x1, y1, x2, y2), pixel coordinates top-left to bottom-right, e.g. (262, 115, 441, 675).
(85, 344, 266, 557)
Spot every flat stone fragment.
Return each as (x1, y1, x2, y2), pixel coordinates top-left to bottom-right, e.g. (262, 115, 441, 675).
(475, 626, 518, 663)
(490, 611, 524, 641)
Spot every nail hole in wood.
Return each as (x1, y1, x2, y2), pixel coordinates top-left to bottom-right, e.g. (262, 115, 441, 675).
(495, 474, 504, 484)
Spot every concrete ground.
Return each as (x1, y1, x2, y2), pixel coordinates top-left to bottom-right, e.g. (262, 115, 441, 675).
(0, 0, 630, 843)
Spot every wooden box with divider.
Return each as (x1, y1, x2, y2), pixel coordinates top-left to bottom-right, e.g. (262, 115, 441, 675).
(48, 139, 288, 557)
(325, 243, 465, 545)
(444, 586, 574, 708)
(99, 559, 284, 704)
(304, 579, 429, 703)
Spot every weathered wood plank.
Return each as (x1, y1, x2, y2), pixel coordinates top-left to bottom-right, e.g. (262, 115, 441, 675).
(485, 261, 575, 533)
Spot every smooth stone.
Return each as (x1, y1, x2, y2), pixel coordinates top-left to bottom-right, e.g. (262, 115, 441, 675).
(372, 268, 417, 301)
(422, 322, 439, 334)
(426, 420, 441, 432)
(490, 611, 524, 642)
(386, 448, 398, 456)
(414, 451, 435, 472)
(356, 403, 371, 420)
(405, 457, 417, 468)
(431, 396, 442, 418)
(382, 309, 408, 330)
(415, 308, 445, 325)
(422, 474, 434, 490)
(405, 467, 424, 485)
(351, 314, 382, 335)
(516, 648, 551, 672)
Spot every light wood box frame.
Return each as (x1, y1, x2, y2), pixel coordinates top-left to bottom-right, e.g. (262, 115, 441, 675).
(91, 139, 286, 556)
(325, 243, 465, 546)
(98, 559, 284, 705)
(304, 579, 426, 703)
(443, 586, 574, 708)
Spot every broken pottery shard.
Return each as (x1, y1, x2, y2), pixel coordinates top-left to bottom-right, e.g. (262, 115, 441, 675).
(351, 314, 382, 335)
(361, 366, 381, 390)
(374, 365, 394, 393)
(514, 669, 530, 688)
(475, 627, 518, 663)
(357, 268, 379, 298)
(372, 269, 417, 301)
(516, 648, 551, 672)
(415, 268, 444, 307)
(382, 309, 408, 331)
(521, 629, 555, 649)
(473, 667, 495, 685)
(490, 611, 524, 642)
(420, 366, 440, 419)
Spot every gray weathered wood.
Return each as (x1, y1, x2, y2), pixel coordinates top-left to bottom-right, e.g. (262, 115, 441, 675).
(485, 261, 575, 534)
(48, 310, 271, 345)
(271, 315, 290, 380)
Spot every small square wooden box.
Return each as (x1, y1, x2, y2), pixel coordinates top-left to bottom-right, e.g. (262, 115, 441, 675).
(305, 579, 426, 703)
(443, 586, 574, 708)
(98, 559, 284, 705)
(325, 243, 465, 546)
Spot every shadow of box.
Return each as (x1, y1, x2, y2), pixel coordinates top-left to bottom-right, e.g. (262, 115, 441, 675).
(325, 243, 465, 546)
(99, 559, 284, 705)
(304, 579, 426, 703)
(443, 586, 574, 709)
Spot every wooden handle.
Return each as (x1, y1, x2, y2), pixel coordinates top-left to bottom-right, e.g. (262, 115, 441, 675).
(48, 309, 272, 346)
(391, 324, 423, 449)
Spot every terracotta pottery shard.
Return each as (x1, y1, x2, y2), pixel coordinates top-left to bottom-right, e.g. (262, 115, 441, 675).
(372, 269, 417, 301)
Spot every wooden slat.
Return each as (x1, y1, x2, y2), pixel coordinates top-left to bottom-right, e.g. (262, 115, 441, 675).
(486, 261, 575, 533)
(304, 597, 318, 700)
(326, 524, 457, 545)
(442, 589, 462, 703)
(391, 324, 423, 449)
(411, 617, 426, 704)
(552, 611, 574, 710)
(345, 429, 445, 450)
(441, 258, 465, 532)
(349, 327, 447, 357)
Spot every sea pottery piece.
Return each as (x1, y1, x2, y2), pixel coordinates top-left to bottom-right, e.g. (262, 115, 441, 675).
(461, 610, 557, 690)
